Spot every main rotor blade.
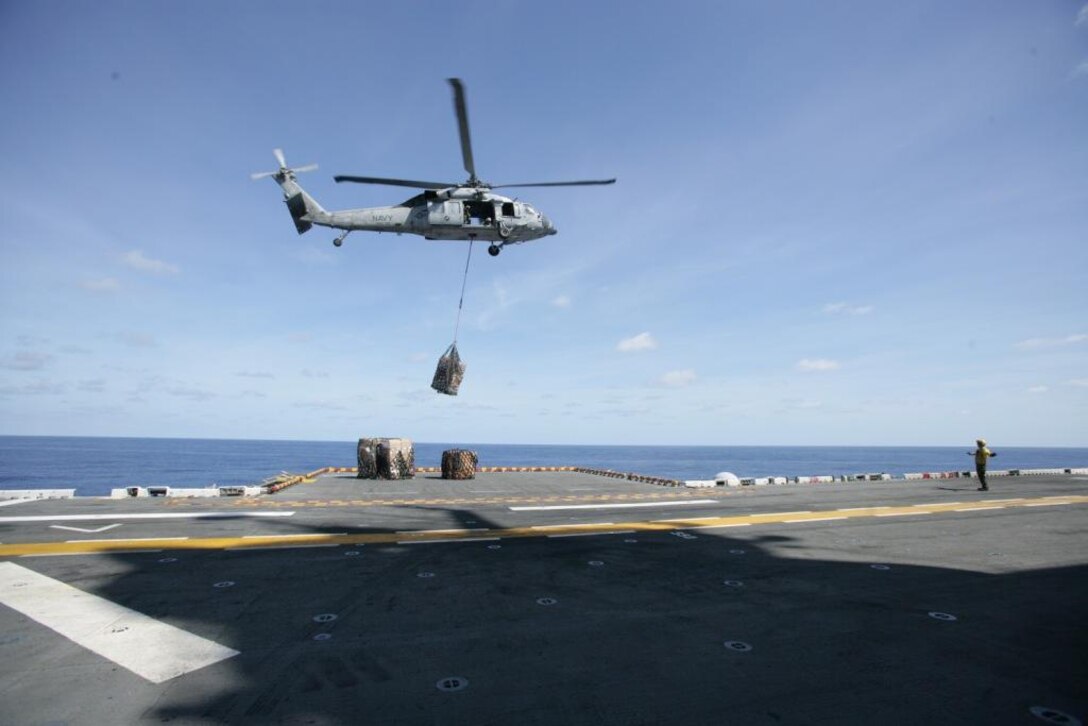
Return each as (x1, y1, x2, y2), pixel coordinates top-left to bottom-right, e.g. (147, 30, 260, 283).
(448, 78, 476, 183)
(491, 179, 617, 189)
(291, 163, 319, 174)
(333, 175, 455, 190)
(273, 148, 287, 169)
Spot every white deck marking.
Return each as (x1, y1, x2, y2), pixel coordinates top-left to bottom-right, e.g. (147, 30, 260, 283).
(51, 524, 122, 534)
(1024, 502, 1068, 507)
(0, 562, 239, 683)
(227, 544, 340, 551)
(510, 500, 716, 512)
(394, 528, 488, 534)
(652, 515, 722, 522)
(107, 548, 163, 553)
(397, 537, 501, 544)
(783, 517, 848, 523)
(0, 499, 37, 507)
(954, 506, 1005, 512)
(875, 511, 928, 517)
(0, 511, 295, 523)
(241, 532, 337, 539)
(691, 523, 751, 529)
(547, 530, 636, 538)
(66, 537, 189, 543)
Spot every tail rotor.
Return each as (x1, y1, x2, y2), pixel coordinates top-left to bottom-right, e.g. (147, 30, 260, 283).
(250, 148, 318, 180)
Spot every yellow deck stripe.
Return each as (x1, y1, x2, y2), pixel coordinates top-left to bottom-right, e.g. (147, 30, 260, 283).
(2, 495, 1085, 557)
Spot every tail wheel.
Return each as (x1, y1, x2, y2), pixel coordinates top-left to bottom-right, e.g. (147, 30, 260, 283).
(488, 244, 501, 257)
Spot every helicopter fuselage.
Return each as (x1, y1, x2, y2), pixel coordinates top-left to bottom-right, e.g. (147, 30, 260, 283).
(310, 190, 556, 244)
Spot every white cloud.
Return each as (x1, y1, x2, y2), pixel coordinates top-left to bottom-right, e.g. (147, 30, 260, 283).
(1067, 378, 1088, 387)
(1077, 4, 1088, 26)
(81, 277, 120, 293)
(0, 351, 52, 371)
(1014, 333, 1087, 350)
(822, 302, 874, 315)
(236, 371, 275, 379)
(617, 332, 658, 352)
(0, 380, 66, 395)
(1027, 385, 1049, 394)
(122, 250, 180, 274)
(167, 386, 215, 401)
(551, 295, 572, 309)
(115, 331, 157, 348)
(301, 369, 330, 378)
(660, 369, 697, 387)
(1073, 60, 1088, 78)
(796, 358, 840, 372)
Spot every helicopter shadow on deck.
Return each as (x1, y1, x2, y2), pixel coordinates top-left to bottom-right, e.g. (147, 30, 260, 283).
(3, 504, 1086, 726)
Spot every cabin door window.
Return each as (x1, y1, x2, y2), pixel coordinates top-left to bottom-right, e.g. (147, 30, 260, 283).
(428, 200, 462, 226)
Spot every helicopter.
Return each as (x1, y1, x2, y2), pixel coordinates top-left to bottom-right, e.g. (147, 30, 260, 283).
(251, 79, 615, 257)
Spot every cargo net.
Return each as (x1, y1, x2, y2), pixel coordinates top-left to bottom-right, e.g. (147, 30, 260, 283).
(431, 343, 466, 396)
(441, 449, 478, 480)
(357, 438, 415, 480)
(357, 439, 379, 479)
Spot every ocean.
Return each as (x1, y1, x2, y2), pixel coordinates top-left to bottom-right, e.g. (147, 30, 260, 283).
(1, 436, 1085, 497)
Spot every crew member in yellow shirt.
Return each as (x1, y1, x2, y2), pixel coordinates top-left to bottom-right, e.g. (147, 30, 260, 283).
(968, 439, 997, 491)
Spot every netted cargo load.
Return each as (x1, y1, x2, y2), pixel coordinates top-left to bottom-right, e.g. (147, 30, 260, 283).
(356, 438, 381, 479)
(357, 437, 414, 480)
(441, 449, 478, 480)
(431, 343, 466, 396)
(377, 438, 415, 480)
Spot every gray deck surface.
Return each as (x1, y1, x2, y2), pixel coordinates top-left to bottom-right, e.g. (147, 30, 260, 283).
(1, 471, 1085, 725)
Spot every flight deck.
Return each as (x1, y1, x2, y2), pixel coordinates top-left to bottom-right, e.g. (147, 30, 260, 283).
(1, 469, 1085, 725)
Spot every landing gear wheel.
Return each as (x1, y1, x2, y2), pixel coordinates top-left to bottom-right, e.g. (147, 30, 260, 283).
(333, 238, 343, 247)
(488, 244, 501, 257)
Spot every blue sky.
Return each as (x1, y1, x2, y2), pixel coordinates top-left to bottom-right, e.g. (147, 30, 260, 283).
(1, 1, 1086, 446)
